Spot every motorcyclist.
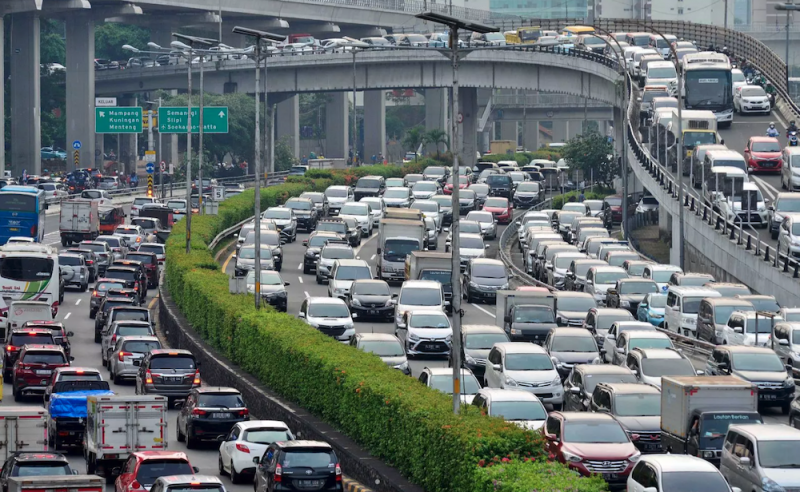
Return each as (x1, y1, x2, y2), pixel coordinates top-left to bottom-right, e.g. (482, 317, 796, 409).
(767, 122, 780, 137)
(788, 121, 798, 135)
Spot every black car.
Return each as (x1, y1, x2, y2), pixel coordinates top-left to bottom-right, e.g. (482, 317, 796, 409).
(251, 270, 289, 312)
(284, 197, 318, 231)
(94, 297, 137, 343)
(449, 325, 509, 379)
(486, 174, 514, 199)
(3, 329, 56, 379)
(177, 387, 249, 448)
(302, 232, 345, 274)
(353, 175, 384, 201)
(111, 259, 149, 300)
(254, 441, 342, 492)
(104, 265, 146, 302)
(0, 452, 77, 492)
(346, 279, 395, 321)
(315, 219, 352, 245)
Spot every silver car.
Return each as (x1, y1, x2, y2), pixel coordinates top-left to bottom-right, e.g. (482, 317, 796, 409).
(114, 225, 146, 251)
(58, 253, 90, 291)
(234, 245, 275, 276)
(101, 320, 155, 367)
(465, 211, 497, 239)
(315, 244, 355, 284)
(108, 335, 162, 384)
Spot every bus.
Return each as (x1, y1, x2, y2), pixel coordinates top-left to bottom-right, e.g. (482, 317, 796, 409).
(0, 243, 61, 319)
(560, 26, 595, 37)
(681, 52, 733, 128)
(504, 26, 543, 45)
(0, 185, 46, 245)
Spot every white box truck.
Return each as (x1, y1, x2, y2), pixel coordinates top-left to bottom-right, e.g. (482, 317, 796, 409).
(376, 218, 425, 282)
(495, 290, 557, 344)
(8, 476, 104, 492)
(405, 251, 453, 311)
(59, 200, 99, 246)
(661, 375, 761, 466)
(0, 407, 48, 460)
(83, 394, 168, 481)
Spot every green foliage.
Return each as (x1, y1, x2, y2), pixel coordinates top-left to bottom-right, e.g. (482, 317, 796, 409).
(40, 19, 65, 65)
(474, 457, 607, 492)
(424, 128, 449, 157)
(95, 23, 150, 62)
(402, 125, 426, 158)
(551, 187, 616, 210)
(274, 136, 299, 172)
(299, 93, 332, 140)
(164, 160, 606, 492)
(479, 153, 530, 166)
(523, 150, 563, 161)
(561, 131, 619, 188)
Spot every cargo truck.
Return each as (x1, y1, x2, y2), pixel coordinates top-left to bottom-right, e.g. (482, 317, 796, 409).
(376, 218, 425, 282)
(0, 407, 48, 460)
(83, 394, 168, 482)
(384, 208, 423, 221)
(47, 387, 113, 451)
(489, 140, 516, 155)
(660, 375, 762, 466)
(495, 290, 557, 344)
(405, 251, 453, 310)
(8, 476, 104, 492)
(59, 200, 99, 246)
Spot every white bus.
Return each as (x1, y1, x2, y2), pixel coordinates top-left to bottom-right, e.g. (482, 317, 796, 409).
(680, 52, 734, 127)
(0, 243, 61, 320)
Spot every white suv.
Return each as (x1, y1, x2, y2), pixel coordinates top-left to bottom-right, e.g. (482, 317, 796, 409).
(484, 342, 564, 409)
(299, 297, 355, 342)
(394, 280, 445, 331)
(778, 213, 800, 259)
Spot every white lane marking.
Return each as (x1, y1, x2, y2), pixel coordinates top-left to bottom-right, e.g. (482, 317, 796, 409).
(370, 254, 376, 260)
(752, 176, 779, 200)
(304, 291, 310, 298)
(297, 263, 303, 270)
(47, 242, 59, 246)
(298, 276, 304, 284)
(775, 111, 789, 130)
(469, 303, 496, 318)
(64, 312, 71, 320)
(75, 299, 81, 305)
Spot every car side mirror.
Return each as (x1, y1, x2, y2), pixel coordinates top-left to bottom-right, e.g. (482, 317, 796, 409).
(484, 244, 490, 249)
(780, 339, 790, 346)
(284, 282, 290, 286)
(67, 331, 74, 337)
(787, 364, 794, 373)
(640, 303, 648, 309)
(253, 457, 260, 464)
(616, 347, 625, 354)
(492, 363, 502, 372)
(298, 312, 306, 319)
(303, 240, 308, 246)
(112, 467, 121, 476)
(231, 254, 237, 260)
(733, 326, 743, 333)
(192, 466, 200, 473)
(696, 370, 705, 375)
(643, 488, 657, 492)
(569, 386, 581, 394)
(392, 293, 398, 298)
(739, 456, 751, 467)
(69, 356, 75, 361)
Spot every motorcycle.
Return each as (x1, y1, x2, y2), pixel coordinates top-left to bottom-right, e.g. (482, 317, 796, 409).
(789, 131, 798, 147)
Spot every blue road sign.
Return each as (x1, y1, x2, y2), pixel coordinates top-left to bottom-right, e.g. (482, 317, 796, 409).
(145, 162, 155, 174)
(72, 140, 82, 150)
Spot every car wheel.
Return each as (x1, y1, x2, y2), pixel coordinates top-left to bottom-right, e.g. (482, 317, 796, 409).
(90, 309, 96, 319)
(13, 385, 20, 402)
(303, 264, 310, 274)
(176, 422, 185, 442)
(219, 454, 228, 476)
(231, 464, 242, 484)
(316, 276, 322, 285)
(94, 331, 101, 343)
(784, 402, 792, 415)
(81, 282, 88, 292)
(185, 426, 197, 449)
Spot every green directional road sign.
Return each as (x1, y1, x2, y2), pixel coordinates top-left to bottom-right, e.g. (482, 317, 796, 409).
(95, 107, 143, 133)
(158, 107, 229, 134)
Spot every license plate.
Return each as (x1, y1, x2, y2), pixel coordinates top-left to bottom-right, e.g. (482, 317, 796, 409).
(36, 370, 51, 376)
(760, 393, 777, 400)
(602, 474, 619, 481)
(166, 377, 183, 384)
(211, 412, 232, 419)
(297, 480, 321, 487)
(642, 444, 660, 451)
(369, 310, 377, 315)
(9, 228, 18, 232)
(424, 344, 439, 350)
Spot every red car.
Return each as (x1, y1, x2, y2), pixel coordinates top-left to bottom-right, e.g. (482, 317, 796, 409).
(543, 412, 640, 487)
(13, 344, 73, 401)
(602, 195, 624, 226)
(482, 197, 513, 224)
(3, 329, 56, 379)
(443, 176, 469, 195)
(115, 451, 198, 492)
(744, 136, 782, 173)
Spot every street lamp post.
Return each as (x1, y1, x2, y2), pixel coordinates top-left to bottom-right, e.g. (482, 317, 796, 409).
(415, 11, 498, 415)
(776, 1, 799, 84)
(233, 26, 286, 309)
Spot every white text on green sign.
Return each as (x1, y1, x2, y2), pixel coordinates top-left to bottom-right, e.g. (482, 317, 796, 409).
(95, 107, 143, 133)
(158, 107, 229, 134)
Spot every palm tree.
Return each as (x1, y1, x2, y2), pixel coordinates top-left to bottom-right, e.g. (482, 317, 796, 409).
(423, 129, 449, 158)
(402, 126, 425, 160)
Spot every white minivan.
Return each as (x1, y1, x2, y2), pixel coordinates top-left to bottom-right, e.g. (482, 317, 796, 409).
(664, 286, 721, 336)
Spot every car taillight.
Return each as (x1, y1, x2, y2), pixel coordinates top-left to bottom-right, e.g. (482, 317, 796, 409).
(118, 351, 130, 361)
(87, 260, 93, 265)
(192, 408, 207, 416)
(145, 370, 153, 384)
(335, 464, 342, 481)
(193, 370, 200, 385)
(92, 291, 100, 297)
(6, 345, 17, 352)
(275, 464, 282, 482)
(30, 225, 36, 237)
(111, 334, 117, 344)
(235, 443, 250, 453)
(238, 409, 249, 417)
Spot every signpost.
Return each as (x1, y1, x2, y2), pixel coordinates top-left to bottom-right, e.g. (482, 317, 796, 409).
(146, 162, 155, 197)
(144, 151, 156, 163)
(158, 107, 229, 133)
(145, 162, 155, 174)
(95, 107, 143, 133)
(95, 97, 117, 107)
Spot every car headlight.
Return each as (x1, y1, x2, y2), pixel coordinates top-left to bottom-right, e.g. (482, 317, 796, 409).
(445, 334, 452, 343)
(469, 281, 480, 289)
(786, 377, 795, 387)
(395, 361, 409, 371)
(384, 299, 394, 307)
(510, 328, 519, 335)
(619, 300, 630, 307)
(504, 376, 517, 386)
(409, 333, 420, 342)
(762, 477, 786, 492)
(702, 450, 716, 459)
(334, 287, 346, 294)
(562, 450, 582, 463)
(628, 451, 641, 463)
(551, 376, 562, 385)
(350, 298, 361, 307)
(465, 354, 476, 364)
(499, 283, 509, 290)
(682, 315, 695, 324)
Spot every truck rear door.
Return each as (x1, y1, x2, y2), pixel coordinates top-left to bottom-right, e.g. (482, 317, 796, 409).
(97, 400, 168, 453)
(0, 410, 47, 459)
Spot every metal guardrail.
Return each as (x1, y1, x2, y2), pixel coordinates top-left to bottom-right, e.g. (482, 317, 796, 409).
(492, 93, 611, 108)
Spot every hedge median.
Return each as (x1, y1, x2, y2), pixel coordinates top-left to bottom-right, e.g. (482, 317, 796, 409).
(165, 162, 607, 492)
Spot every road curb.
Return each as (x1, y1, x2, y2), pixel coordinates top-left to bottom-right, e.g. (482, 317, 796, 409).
(343, 477, 373, 492)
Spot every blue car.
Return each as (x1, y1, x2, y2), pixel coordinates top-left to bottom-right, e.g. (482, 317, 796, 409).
(637, 293, 666, 327)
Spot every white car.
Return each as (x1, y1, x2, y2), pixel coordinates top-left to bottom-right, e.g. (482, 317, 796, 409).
(131, 197, 160, 217)
(299, 297, 355, 342)
(419, 367, 477, 403)
(394, 279, 445, 331)
(382, 187, 413, 208)
(778, 213, 800, 258)
(396, 309, 452, 357)
(731, 68, 746, 97)
(642, 264, 683, 293)
(324, 185, 354, 215)
(734, 84, 771, 114)
(327, 259, 372, 299)
(601, 321, 656, 364)
(445, 221, 482, 252)
(483, 342, 564, 408)
(585, 265, 628, 304)
(722, 310, 781, 347)
(218, 421, 294, 483)
(7, 236, 34, 244)
(411, 181, 440, 200)
(339, 202, 373, 237)
(359, 196, 385, 227)
(113, 225, 146, 251)
(628, 455, 735, 492)
(471, 388, 548, 430)
(465, 210, 497, 239)
(457, 233, 488, 270)
(166, 199, 188, 219)
(412, 199, 443, 232)
(626, 347, 699, 388)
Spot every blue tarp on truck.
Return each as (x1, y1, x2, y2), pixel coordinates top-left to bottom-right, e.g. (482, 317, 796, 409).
(48, 390, 115, 418)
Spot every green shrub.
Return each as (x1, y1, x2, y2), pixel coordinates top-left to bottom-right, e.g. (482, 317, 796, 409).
(165, 164, 607, 492)
(551, 187, 616, 210)
(474, 457, 607, 492)
(478, 153, 529, 166)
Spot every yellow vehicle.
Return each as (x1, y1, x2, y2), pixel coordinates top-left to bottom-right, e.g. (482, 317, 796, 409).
(560, 26, 595, 37)
(668, 109, 719, 173)
(504, 26, 543, 45)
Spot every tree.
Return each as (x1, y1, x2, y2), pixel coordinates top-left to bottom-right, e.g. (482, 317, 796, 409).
(274, 136, 299, 172)
(402, 126, 425, 159)
(423, 129, 449, 158)
(95, 23, 150, 62)
(561, 130, 619, 188)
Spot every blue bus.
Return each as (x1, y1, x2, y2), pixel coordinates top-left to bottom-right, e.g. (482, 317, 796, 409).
(0, 185, 46, 244)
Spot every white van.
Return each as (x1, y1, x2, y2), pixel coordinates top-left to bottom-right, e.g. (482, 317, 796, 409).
(645, 60, 678, 94)
(664, 286, 721, 336)
(782, 146, 800, 191)
(6, 300, 54, 341)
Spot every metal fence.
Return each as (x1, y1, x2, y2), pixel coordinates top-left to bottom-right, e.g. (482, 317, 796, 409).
(492, 93, 611, 108)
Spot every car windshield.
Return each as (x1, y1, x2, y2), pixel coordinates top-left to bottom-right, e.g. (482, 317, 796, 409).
(551, 336, 596, 352)
(595, 272, 628, 284)
(605, 197, 622, 207)
(243, 428, 292, 445)
(123, 340, 161, 353)
(308, 303, 350, 318)
(432, 197, 452, 207)
(322, 248, 354, 260)
(410, 313, 450, 328)
(385, 239, 420, 257)
(460, 236, 485, 249)
(430, 374, 480, 394)
(356, 178, 381, 189)
(516, 183, 540, 192)
(413, 202, 438, 214)
(471, 184, 489, 194)
(625, 263, 648, 276)
(22, 352, 66, 364)
(614, 393, 661, 416)
(777, 198, 800, 213)
(352, 282, 390, 295)
(465, 333, 508, 349)
(246, 271, 283, 286)
(472, 264, 506, 279)
(238, 247, 273, 260)
(399, 288, 441, 306)
(574, 262, 603, 277)
(300, 193, 323, 204)
(741, 317, 775, 334)
(484, 198, 508, 208)
(486, 175, 511, 186)
(747, 298, 780, 313)
(460, 190, 476, 200)
(629, 337, 672, 350)
(341, 203, 369, 215)
(555, 256, 581, 269)
(647, 295, 668, 309)
(504, 353, 553, 371)
(286, 200, 312, 211)
(758, 441, 800, 468)
(58, 256, 81, 266)
(413, 182, 437, 192)
(620, 282, 658, 295)
(325, 188, 348, 198)
(135, 460, 193, 486)
(489, 400, 547, 421)
(263, 209, 291, 219)
(96, 282, 124, 293)
(563, 421, 628, 443)
(425, 167, 446, 176)
(99, 237, 121, 247)
(649, 269, 678, 282)
(714, 305, 755, 323)
(583, 372, 638, 392)
(467, 212, 493, 223)
(360, 340, 405, 356)
(10, 334, 53, 346)
(281, 449, 335, 468)
(741, 87, 766, 97)
(384, 188, 410, 198)
(334, 266, 371, 280)
(116, 325, 153, 337)
(557, 297, 596, 312)
(13, 462, 71, 477)
(641, 358, 696, 377)
(731, 353, 785, 372)
(513, 306, 555, 323)
(649, 66, 677, 79)
(752, 141, 781, 152)
(659, 471, 734, 492)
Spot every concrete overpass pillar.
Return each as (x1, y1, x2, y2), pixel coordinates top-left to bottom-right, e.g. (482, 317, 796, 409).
(460, 87, 478, 169)
(363, 90, 386, 161)
(95, 135, 104, 168)
(276, 96, 299, 158)
(0, 19, 5, 176)
(66, 14, 95, 171)
(481, 131, 490, 154)
(523, 121, 539, 151)
(425, 88, 447, 154)
(567, 121, 583, 140)
(500, 121, 517, 145)
(670, 213, 681, 268)
(552, 121, 568, 143)
(325, 92, 348, 159)
(10, 13, 41, 176)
